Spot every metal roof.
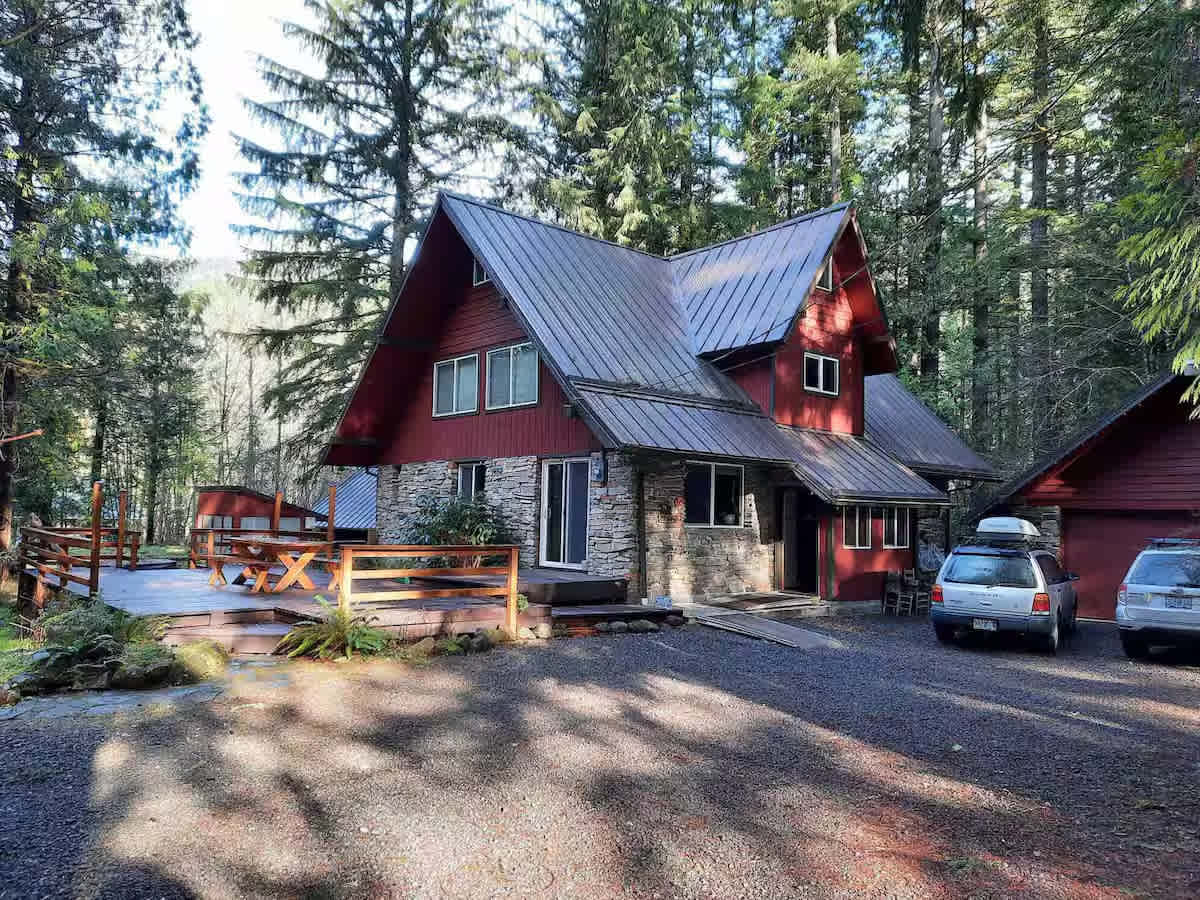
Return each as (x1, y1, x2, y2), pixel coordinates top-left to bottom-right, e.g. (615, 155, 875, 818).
(576, 385, 948, 506)
(440, 193, 746, 403)
(312, 468, 377, 530)
(671, 203, 850, 355)
(864, 375, 999, 481)
(193, 485, 323, 518)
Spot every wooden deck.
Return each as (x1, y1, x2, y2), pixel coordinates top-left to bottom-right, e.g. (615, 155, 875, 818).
(67, 565, 550, 653)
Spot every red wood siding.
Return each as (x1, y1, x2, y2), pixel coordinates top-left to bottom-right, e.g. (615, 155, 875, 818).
(728, 355, 774, 413)
(1023, 387, 1200, 509)
(828, 507, 913, 602)
(377, 280, 599, 464)
(194, 491, 312, 525)
(772, 277, 864, 434)
(1062, 511, 1200, 620)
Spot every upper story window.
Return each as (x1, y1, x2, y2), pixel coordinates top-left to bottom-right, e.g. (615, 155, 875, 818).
(457, 462, 486, 500)
(486, 342, 539, 409)
(472, 257, 490, 286)
(684, 461, 744, 527)
(803, 351, 839, 396)
(882, 507, 909, 549)
(433, 353, 478, 417)
(843, 506, 871, 549)
(816, 262, 834, 292)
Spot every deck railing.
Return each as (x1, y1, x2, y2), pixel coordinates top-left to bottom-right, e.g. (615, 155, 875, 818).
(338, 544, 521, 635)
(187, 527, 333, 568)
(18, 482, 141, 605)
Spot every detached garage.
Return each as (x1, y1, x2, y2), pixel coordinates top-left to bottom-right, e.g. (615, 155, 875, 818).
(990, 373, 1200, 620)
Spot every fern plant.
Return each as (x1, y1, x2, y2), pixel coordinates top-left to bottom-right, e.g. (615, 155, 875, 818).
(275, 598, 390, 660)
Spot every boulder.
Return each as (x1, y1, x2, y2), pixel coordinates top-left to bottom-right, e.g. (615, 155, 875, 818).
(517, 626, 537, 641)
(609, 621, 629, 634)
(533, 623, 553, 640)
(628, 619, 660, 633)
(665, 614, 686, 627)
(469, 631, 493, 653)
(112, 657, 173, 690)
(172, 640, 229, 683)
(6, 671, 52, 697)
(69, 661, 115, 691)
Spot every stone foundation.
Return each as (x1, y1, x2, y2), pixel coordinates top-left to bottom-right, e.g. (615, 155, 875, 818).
(375, 451, 778, 602)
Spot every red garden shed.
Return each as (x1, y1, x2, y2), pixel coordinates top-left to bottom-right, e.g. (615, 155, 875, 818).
(193, 485, 323, 532)
(990, 373, 1200, 620)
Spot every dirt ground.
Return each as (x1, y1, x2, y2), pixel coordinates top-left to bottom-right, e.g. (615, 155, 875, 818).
(1, 617, 1197, 899)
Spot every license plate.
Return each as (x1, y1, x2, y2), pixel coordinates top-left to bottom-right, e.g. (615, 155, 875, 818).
(1166, 596, 1193, 610)
(972, 618, 998, 632)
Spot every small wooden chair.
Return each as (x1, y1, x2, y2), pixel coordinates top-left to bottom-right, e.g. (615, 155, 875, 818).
(882, 571, 902, 614)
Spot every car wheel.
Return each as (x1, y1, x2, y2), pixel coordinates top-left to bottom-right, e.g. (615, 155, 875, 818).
(1068, 601, 1079, 634)
(1121, 633, 1150, 660)
(1042, 615, 1060, 654)
(934, 623, 956, 644)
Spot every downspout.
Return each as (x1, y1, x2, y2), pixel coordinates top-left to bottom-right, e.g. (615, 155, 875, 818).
(635, 466, 648, 602)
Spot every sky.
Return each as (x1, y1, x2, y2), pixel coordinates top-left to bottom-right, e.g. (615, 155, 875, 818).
(178, 0, 311, 261)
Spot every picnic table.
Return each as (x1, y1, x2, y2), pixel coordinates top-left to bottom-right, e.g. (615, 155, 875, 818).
(227, 535, 332, 594)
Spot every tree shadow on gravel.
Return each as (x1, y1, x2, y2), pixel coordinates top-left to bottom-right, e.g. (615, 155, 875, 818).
(7, 620, 1197, 899)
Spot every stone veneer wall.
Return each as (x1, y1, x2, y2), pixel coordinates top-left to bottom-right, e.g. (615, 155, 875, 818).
(374, 451, 776, 602)
(639, 456, 776, 602)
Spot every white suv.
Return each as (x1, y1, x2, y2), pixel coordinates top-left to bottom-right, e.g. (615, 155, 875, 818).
(1116, 540, 1200, 658)
(931, 518, 1079, 653)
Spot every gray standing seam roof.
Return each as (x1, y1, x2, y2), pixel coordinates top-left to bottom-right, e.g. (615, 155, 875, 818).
(575, 385, 948, 505)
(312, 468, 377, 530)
(672, 204, 849, 355)
(864, 375, 999, 480)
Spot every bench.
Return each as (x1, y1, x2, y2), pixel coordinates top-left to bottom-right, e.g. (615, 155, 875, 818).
(208, 556, 276, 593)
(312, 555, 342, 591)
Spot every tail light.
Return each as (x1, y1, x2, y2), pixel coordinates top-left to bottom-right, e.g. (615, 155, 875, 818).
(1032, 592, 1051, 614)
(931, 584, 944, 604)
(1117, 584, 1128, 606)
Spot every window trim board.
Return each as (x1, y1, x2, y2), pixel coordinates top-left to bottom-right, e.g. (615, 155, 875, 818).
(803, 351, 840, 396)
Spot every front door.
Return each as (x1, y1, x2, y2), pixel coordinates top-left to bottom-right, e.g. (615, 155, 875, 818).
(780, 487, 820, 593)
(540, 458, 589, 568)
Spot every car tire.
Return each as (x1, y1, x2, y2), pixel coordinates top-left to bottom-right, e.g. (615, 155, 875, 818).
(934, 623, 956, 644)
(1121, 633, 1150, 660)
(1042, 615, 1060, 654)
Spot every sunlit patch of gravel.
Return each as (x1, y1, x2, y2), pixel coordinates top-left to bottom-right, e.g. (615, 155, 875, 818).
(1, 618, 1198, 898)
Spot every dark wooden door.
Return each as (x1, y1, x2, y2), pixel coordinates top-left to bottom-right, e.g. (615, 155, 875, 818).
(781, 488, 820, 594)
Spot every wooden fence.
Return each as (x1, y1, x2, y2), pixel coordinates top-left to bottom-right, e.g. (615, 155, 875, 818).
(18, 482, 141, 605)
(337, 545, 521, 635)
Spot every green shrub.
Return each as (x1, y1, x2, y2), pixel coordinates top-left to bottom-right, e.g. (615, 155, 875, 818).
(40, 602, 166, 647)
(171, 639, 229, 682)
(275, 598, 390, 660)
(118, 641, 173, 669)
(406, 495, 514, 566)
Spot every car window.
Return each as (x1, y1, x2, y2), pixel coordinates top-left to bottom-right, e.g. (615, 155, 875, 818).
(1036, 555, 1065, 584)
(1126, 553, 1200, 588)
(944, 553, 1038, 588)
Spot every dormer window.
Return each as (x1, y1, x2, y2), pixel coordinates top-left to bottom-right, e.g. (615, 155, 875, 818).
(803, 352, 839, 396)
(816, 262, 834, 292)
(472, 257, 490, 286)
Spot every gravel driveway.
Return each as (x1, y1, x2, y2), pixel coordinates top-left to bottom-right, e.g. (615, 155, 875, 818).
(1, 618, 1198, 899)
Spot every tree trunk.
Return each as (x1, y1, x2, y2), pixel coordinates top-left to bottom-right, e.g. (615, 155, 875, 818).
(920, 22, 945, 388)
(971, 34, 990, 450)
(827, 11, 842, 204)
(389, 0, 415, 304)
(1007, 144, 1024, 456)
(90, 391, 108, 486)
(1030, 6, 1051, 436)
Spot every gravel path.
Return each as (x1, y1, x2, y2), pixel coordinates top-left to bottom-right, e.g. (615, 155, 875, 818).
(1, 618, 1198, 899)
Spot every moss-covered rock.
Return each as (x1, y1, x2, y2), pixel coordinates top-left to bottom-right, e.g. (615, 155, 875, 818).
(170, 639, 229, 683)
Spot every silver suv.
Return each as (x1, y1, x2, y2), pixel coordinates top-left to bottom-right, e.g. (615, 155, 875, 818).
(931, 518, 1079, 653)
(1116, 540, 1200, 659)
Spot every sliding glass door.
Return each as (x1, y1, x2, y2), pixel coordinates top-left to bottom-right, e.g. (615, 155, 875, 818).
(540, 458, 589, 567)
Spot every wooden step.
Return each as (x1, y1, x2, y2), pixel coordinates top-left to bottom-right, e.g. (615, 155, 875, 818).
(163, 623, 293, 655)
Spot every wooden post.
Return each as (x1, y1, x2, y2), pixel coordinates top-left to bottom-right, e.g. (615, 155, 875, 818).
(272, 491, 282, 536)
(326, 482, 336, 544)
(338, 546, 354, 612)
(88, 481, 102, 597)
(206, 530, 215, 569)
(129, 534, 139, 571)
(115, 489, 128, 569)
(506, 546, 519, 637)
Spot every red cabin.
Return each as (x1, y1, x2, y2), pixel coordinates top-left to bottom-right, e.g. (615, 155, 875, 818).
(193, 485, 322, 532)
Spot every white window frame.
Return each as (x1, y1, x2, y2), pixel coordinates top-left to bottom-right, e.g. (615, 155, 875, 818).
(539, 457, 590, 569)
(882, 507, 909, 549)
(432, 353, 478, 417)
(457, 462, 486, 500)
(472, 257, 490, 286)
(485, 342, 539, 410)
(843, 506, 871, 550)
(816, 262, 834, 291)
(683, 461, 745, 528)
(803, 351, 840, 396)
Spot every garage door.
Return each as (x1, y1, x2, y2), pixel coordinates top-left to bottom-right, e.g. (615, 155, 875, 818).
(1062, 511, 1200, 619)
